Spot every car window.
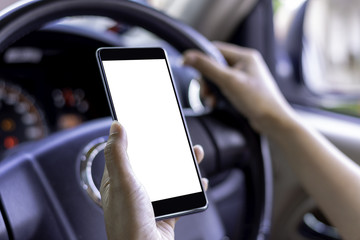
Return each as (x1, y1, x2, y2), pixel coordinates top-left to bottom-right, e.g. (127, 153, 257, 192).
(0, 0, 15, 10)
(153, 0, 258, 41)
(302, 0, 360, 95)
(303, 0, 360, 117)
(275, 0, 360, 117)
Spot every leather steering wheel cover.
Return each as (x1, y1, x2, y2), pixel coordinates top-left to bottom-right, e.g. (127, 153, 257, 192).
(0, 0, 225, 65)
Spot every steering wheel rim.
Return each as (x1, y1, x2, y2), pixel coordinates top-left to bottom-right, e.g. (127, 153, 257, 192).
(0, 1, 272, 239)
(0, 0, 226, 62)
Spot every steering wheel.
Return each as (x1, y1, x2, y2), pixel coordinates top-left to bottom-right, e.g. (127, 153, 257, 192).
(0, 1, 272, 239)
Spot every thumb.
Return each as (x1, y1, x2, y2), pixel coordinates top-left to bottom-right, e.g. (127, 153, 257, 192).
(103, 121, 135, 189)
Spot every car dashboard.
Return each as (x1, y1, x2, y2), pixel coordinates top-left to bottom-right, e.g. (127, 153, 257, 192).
(0, 21, 192, 156)
(0, 23, 118, 154)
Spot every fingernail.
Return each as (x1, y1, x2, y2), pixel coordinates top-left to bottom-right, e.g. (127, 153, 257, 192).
(202, 178, 209, 186)
(110, 121, 120, 134)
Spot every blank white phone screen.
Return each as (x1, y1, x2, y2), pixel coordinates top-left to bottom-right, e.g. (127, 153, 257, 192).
(102, 59, 202, 202)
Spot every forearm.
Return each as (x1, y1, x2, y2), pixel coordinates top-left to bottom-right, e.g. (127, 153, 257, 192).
(184, 44, 360, 238)
(265, 112, 360, 240)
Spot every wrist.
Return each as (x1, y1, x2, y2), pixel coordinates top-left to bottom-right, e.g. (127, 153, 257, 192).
(250, 105, 299, 139)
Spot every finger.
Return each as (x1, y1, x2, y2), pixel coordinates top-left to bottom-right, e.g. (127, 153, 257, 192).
(183, 50, 233, 89)
(213, 41, 259, 66)
(161, 218, 177, 229)
(101, 166, 109, 188)
(100, 165, 110, 203)
(201, 178, 209, 191)
(103, 121, 134, 187)
(199, 79, 217, 108)
(193, 145, 204, 164)
(199, 78, 211, 96)
(203, 95, 217, 108)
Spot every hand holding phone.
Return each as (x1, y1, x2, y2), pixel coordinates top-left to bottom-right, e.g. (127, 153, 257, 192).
(96, 47, 208, 220)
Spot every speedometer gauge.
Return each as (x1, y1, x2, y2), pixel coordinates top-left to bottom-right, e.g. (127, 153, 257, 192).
(0, 81, 48, 153)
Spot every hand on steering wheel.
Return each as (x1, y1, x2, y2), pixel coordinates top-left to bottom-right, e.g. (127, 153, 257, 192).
(184, 42, 294, 136)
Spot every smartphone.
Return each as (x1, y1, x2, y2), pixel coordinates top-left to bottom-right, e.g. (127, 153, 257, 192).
(96, 47, 207, 220)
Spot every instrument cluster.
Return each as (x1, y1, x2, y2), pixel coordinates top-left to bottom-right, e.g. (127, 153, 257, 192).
(0, 27, 112, 155)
